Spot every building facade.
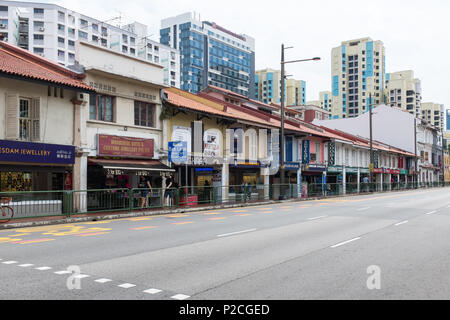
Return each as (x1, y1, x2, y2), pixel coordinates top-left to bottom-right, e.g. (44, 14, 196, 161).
(421, 102, 445, 132)
(160, 12, 255, 97)
(0, 1, 180, 87)
(384, 70, 422, 118)
(331, 37, 386, 119)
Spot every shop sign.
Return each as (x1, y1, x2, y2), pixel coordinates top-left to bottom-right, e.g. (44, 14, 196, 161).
(0, 140, 75, 165)
(98, 135, 154, 158)
(284, 162, 300, 171)
(231, 161, 261, 168)
(105, 169, 125, 176)
(327, 166, 343, 173)
(302, 140, 310, 164)
(169, 141, 188, 164)
(400, 170, 409, 175)
(172, 126, 192, 155)
(372, 168, 384, 174)
(302, 164, 326, 172)
(203, 130, 221, 158)
(345, 167, 359, 174)
(388, 169, 401, 175)
(360, 168, 371, 174)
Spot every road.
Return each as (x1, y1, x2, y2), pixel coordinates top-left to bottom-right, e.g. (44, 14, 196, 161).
(1, 187, 450, 300)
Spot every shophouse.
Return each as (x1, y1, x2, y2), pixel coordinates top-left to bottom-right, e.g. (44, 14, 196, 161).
(0, 41, 93, 193)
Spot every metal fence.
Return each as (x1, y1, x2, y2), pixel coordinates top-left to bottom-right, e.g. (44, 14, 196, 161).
(1, 182, 450, 221)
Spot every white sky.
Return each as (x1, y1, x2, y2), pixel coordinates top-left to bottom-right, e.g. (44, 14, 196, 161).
(28, 0, 450, 111)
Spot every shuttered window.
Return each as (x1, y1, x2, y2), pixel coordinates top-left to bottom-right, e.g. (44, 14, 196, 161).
(6, 94, 39, 141)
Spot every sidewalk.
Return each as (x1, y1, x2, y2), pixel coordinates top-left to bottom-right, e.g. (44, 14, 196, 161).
(0, 187, 439, 230)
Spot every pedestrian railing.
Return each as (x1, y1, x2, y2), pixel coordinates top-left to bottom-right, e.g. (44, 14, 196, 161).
(1, 182, 450, 221)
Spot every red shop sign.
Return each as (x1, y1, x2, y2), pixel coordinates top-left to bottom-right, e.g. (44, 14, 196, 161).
(98, 134, 154, 158)
(372, 168, 384, 174)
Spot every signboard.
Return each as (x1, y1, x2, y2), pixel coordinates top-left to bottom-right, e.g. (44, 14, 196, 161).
(172, 126, 192, 154)
(327, 166, 343, 173)
(284, 162, 300, 171)
(203, 129, 221, 158)
(98, 135, 154, 158)
(168, 141, 188, 164)
(400, 170, 409, 175)
(302, 140, 310, 164)
(302, 164, 326, 172)
(230, 161, 261, 168)
(373, 168, 384, 174)
(0, 140, 75, 165)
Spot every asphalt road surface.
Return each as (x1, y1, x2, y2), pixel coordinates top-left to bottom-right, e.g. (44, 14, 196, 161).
(1, 187, 450, 300)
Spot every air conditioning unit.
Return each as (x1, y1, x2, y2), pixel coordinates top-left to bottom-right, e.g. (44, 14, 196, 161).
(0, 24, 6, 29)
(101, 32, 108, 37)
(39, 27, 45, 32)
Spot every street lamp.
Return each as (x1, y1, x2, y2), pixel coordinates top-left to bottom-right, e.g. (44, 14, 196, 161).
(280, 44, 320, 198)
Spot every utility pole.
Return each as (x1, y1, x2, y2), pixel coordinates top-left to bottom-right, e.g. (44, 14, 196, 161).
(280, 44, 286, 188)
(369, 93, 374, 184)
(414, 117, 418, 187)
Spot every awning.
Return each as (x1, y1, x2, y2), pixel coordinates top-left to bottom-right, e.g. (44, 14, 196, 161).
(88, 158, 175, 172)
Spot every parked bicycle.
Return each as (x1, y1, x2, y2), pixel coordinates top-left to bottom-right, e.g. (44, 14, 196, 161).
(0, 197, 14, 224)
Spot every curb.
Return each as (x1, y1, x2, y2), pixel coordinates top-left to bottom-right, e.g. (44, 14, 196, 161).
(0, 187, 442, 230)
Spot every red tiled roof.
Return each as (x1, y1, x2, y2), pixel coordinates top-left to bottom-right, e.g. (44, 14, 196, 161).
(0, 41, 93, 91)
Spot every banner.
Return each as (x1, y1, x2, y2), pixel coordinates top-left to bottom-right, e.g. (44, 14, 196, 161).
(302, 140, 310, 164)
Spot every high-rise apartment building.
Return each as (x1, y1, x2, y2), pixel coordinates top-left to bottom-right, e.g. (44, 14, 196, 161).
(160, 12, 255, 97)
(307, 91, 332, 112)
(255, 68, 306, 105)
(384, 70, 422, 117)
(0, 0, 180, 87)
(331, 37, 386, 119)
(286, 79, 306, 106)
(422, 102, 445, 132)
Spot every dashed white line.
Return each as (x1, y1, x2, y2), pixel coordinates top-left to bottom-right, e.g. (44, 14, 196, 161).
(35, 267, 52, 271)
(73, 274, 90, 279)
(18, 264, 34, 268)
(331, 237, 362, 249)
(307, 216, 327, 221)
(143, 289, 162, 295)
(357, 207, 371, 211)
(171, 294, 190, 300)
(54, 270, 72, 275)
(395, 221, 409, 226)
(95, 279, 113, 284)
(2, 261, 18, 264)
(217, 229, 257, 238)
(118, 283, 136, 289)
(425, 211, 438, 215)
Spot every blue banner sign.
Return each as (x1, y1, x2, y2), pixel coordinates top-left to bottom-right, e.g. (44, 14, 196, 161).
(302, 140, 310, 164)
(168, 141, 188, 164)
(0, 140, 75, 165)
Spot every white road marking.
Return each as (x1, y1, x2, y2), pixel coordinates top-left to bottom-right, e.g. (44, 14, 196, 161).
(95, 279, 113, 284)
(331, 237, 362, 249)
(18, 264, 34, 268)
(308, 216, 327, 221)
(54, 271, 72, 275)
(118, 283, 136, 289)
(357, 207, 371, 211)
(143, 289, 162, 295)
(73, 274, 90, 279)
(217, 229, 257, 238)
(2, 261, 18, 264)
(171, 294, 190, 300)
(395, 221, 409, 226)
(425, 211, 438, 215)
(35, 267, 52, 271)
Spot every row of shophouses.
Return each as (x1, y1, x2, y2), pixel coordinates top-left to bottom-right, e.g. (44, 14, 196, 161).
(0, 40, 448, 201)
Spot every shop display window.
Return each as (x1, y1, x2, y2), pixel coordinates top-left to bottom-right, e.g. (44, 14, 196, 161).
(0, 171, 32, 192)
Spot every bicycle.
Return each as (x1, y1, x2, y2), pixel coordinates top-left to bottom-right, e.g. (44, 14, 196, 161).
(0, 197, 14, 224)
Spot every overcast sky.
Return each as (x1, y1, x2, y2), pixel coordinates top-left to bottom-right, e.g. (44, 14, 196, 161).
(29, 0, 450, 110)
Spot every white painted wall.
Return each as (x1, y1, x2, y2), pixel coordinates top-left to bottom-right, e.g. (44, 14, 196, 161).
(314, 105, 416, 154)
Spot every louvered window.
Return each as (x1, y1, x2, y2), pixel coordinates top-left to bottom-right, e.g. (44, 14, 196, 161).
(6, 95, 39, 141)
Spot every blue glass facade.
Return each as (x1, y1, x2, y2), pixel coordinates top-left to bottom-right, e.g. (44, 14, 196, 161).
(447, 110, 450, 131)
(160, 20, 255, 97)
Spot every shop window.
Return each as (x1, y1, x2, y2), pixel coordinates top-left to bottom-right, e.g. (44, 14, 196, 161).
(0, 172, 32, 192)
(89, 94, 114, 122)
(134, 101, 155, 128)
